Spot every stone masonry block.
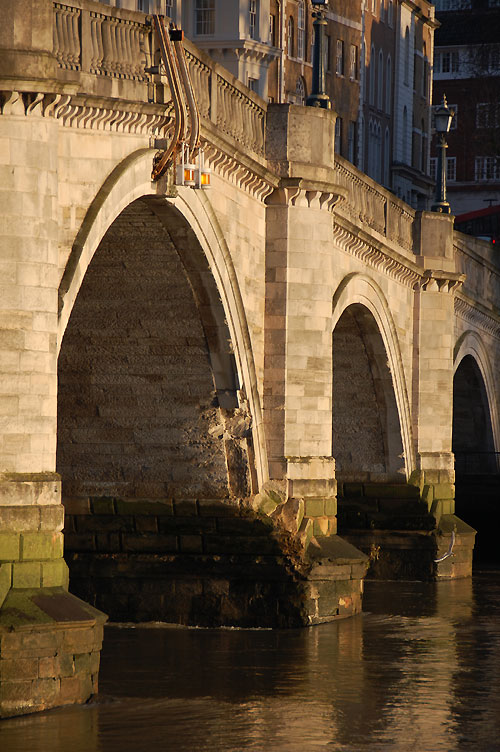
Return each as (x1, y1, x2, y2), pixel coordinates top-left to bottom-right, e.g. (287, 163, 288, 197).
(304, 498, 325, 517)
(0, 506, 40, 531)
(0, 658, 39, 681)
(364, 484, 420, 499)
(41, 559, 69, 588)
(12, 561, 41, 588)
(324, 498, 337, 516)
(115, 499, 173, 516)
(433, 483, 455, 500)
(63, 497, 91, 514)
(91, 498, 115, 514)
(40, 505, 65, 531)
(0, 533, 20, 561)
(21, 532, 64, 560)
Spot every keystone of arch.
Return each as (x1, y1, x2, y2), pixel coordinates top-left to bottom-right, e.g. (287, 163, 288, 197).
(331, 272, 415, 478)
(57, 149, 268, 488)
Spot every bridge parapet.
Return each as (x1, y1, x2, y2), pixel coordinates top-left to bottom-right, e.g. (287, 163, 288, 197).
(50, 0, 267, 161)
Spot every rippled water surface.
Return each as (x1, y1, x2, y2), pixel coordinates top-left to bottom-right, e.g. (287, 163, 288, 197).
(3, 572, 500, 751)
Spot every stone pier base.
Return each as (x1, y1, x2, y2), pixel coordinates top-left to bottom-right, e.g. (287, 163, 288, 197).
(0, 587, 106, 718)
(342, 515, 476, 581)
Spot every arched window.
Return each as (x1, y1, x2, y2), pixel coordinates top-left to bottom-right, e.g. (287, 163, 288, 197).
(288, 17, 294, 58)
(402, 106, 408, 163)
(384, 127, 390, 186)
(404, 27, 410, 85)
(386, 55, 392, 113)
(422, 42, 428, 98)
(297, 1, 305, 60)
(378, 50, 384, 110)
(370, 45, 376, 106)
(421, 118, 426, 172)
(296, 76, 306, 105)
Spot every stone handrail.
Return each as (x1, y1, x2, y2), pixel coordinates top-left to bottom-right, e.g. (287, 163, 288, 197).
(454, 234, 500, 309)
(52, 1, 267, 157)
(333, 156, 416, 253)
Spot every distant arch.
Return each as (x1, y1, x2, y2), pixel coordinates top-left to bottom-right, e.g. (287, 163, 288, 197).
(454, 330, 499, 454)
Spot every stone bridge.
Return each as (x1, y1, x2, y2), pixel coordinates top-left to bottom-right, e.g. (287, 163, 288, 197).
(1, 0, 499, 717)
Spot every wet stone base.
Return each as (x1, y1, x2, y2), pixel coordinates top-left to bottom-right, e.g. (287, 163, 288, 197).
(0, 588, 106, 718)
(64, 497, 368, 628)
(342, 515, 475, 582)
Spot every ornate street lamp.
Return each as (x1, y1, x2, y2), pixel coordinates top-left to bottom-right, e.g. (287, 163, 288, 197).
(306, 0, 330, 109)
(431, 94, 455, 213)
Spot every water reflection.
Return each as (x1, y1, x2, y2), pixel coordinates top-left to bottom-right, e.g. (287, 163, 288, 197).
(2, 573, 500, 751)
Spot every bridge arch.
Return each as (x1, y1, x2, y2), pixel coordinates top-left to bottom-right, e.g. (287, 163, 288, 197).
(57, 169, 314, 626)
(58, 150, 267, 487)
(453, 331, 499, 464)
(331, 273, 414, 481)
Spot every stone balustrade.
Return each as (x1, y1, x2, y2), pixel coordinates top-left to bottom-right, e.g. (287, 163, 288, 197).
(52, 0, 266, 157)
(333, 156, 416, 253)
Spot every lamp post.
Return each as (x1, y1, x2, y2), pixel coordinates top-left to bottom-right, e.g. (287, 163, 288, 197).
(306, 0, 330, 109)
(431, 94, 455, 214)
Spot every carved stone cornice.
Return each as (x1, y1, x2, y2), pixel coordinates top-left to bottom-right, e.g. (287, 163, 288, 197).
(265, 178, 347, 210)
(203, 141, 277, 201)
(418, 270, 465, 294)
(455, 295, 500, 340)
(332, 220, 421, 288)
(0, 89, 171, 136)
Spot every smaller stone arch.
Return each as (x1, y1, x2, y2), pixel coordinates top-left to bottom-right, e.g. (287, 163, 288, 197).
(331, 273, 414, 478)
(453, 330, 499, 457)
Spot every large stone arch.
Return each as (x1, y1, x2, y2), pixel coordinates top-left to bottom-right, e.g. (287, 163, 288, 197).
(56, 175, 312, 627)
(453, 330, 499, 456)
(331, 273, 414, 478)
(58, 149, 268, 487)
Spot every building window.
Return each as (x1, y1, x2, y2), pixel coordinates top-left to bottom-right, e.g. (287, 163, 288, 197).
(421, 119, 427, 173)
(439, 50, 459, 73)
(370, 45, 376, 105)
(386, 55, 392, 113)
(378, 50, 384, 110)
(249, 0, 258, 40)
(269, 14, 275, 46)
(348, 121, 356, 163)
(430, 156, 457, 181)
(388, 0, 394, 26)
(402, 106, 408, 163)
(384, 127, 390, 186)
(195, 0, 215, 36)
(475, 156, 500, 181)
(166, 0, 174, 16)
(404, 27, 410, 85)
(434, 0, 471, 8)
(336, 39, 345, 76)
(248, 77, 259, 93)
(350, 44, 358, 80)
(296, 76, 306, 105)
(335, 117, 343, 154)
(288, 17, 294, 57)
(297, 0, 305, 60)
(476, 102, 500, 128)
(380, 0, 385, 22)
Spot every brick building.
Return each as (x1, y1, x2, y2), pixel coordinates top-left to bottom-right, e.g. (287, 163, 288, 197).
(433, 0, 500, 215)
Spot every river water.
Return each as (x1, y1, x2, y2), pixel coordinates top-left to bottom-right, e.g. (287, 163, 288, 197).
(2, 571, 500, 752)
